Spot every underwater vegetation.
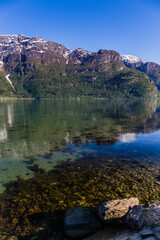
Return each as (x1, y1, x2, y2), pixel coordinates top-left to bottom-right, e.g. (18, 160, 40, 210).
(0, 155, 160, 238)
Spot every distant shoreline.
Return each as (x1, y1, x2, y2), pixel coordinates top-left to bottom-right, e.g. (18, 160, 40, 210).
(0, 96, 158, 101)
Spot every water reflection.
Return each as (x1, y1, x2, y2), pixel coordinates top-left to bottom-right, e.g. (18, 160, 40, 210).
(1, 98, 160, 237)
(118, 133, 137, 143)
(7, 103, 14, 127)
(0, 98, 159, 192)
(0, 124, 7, 142)
(0, 98, 158, 159)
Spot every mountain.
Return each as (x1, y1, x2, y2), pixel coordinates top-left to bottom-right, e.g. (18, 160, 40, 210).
(138, 62, 160, 90)
(0, 72, 15, 96)
(121, 55, 160, 90)
(0, 34, 157, 98)
(121, 55, 144, 69)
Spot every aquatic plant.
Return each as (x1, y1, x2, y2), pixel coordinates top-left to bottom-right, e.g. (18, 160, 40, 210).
(0, 155, 160, 238)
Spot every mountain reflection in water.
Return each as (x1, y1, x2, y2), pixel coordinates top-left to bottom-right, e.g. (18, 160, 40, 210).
(0, 98, 159, 192)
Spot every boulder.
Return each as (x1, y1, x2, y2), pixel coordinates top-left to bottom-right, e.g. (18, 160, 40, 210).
(84, 225, 142, 240)
(140, 227, 154, 238)
(126, 205, 144, 230)
(97, 198, 139, 223)
(144, 202, 160, 227)
(142, 238, 155, 240)
(64, 207, 102, 238)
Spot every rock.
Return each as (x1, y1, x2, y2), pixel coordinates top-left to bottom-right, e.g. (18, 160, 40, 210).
(0, 35, 123, 71)
(121, 55, 144, 69)
(143, 238, 155, 240)
(126, 205, 144, 230)
(140, 228, 154, 238)
(153, 225, 160, 233)
(153, 226, 160, 240)
(97, 198, 139, 223)
(153, 233, 160, 240)
(64, 207, 102, 238)
(144, 202, 160, 227)
(84, 225, 142, 240)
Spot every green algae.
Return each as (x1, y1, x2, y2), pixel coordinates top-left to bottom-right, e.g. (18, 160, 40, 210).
(0, 156, 160, 238)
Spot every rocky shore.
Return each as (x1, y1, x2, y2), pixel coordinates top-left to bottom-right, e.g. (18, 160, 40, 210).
(13, 197, 160, 240)
(64, 198, 160, 240)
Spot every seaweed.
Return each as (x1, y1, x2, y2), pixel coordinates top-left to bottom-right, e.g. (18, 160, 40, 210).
(0, 155, 160, 238)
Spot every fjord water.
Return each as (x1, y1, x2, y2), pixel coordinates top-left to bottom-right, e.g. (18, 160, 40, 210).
(0, 98, 160, 193)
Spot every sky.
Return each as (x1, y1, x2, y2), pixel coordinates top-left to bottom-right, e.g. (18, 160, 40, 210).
(0, 0, 160, 63)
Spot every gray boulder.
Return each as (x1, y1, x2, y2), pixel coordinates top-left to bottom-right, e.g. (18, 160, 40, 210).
(140, 227, 154, 238)
(126, 205, 144, 230)
(144, 202, 160, 227)
(97, 198, 139, 223)
(64, 207, 102, 238)
(84, 225, 142, 240)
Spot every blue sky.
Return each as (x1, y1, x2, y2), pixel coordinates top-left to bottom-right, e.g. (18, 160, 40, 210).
(0, 0, 160, 63)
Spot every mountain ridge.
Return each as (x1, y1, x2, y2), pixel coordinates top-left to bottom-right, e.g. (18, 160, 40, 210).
(0, 34, 158, 98)
(121, 54, 160, 90)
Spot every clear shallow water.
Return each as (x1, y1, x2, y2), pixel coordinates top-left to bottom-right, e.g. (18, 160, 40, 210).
(0, 98, 160, 192)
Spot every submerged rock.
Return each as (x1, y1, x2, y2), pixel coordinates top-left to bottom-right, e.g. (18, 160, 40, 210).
(84, 225, 142, 240)
(84, 225, 159, 240)
(97, 198, 139, 223)
(140, 227, 154, 238)
(126, 205, 144, 230)
(144, 202, 160, 227)
(64, 207, 102, 238)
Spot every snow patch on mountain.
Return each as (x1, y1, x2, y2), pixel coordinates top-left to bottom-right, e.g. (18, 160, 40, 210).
(0, 61, 3, 71)
(6, 74, 15, 89)
(121, 55, 144, 64)
(64, 49, 74, 57)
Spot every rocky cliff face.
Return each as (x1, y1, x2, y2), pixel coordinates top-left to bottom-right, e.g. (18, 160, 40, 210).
(121, 55, 144, 69)
(141, 62, 160, 75)
(0, 35, 159, 80)
(0, 34, 157, 98)
(121, 55, 160, 89)
(0, 34, 124, 71)
(0, 34, 67, 71)
(138, 62, 160, 89)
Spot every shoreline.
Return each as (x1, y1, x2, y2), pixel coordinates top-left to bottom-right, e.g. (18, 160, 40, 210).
(1, 197, 160, 240)
(0, 96, 158, 101)
(1, 155, 160, 239)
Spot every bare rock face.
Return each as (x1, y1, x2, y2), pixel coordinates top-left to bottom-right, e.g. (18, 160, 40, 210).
(140, 63, 160, 90)
(139, 62, 160, 76)
(64, 49, 124, 72)
(97, 198, 139, 223)
(126, 205, 144, 230)
(0, 34, 125, 74)
(0, 34, 67, 71)
(121, 55, 160, 89)
(66, 48, 94, 65)
(93, 50, 122, 64)
(85, 50, 124, 72)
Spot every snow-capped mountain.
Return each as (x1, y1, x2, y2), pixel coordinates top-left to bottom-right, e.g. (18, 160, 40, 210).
(121, 55, 144, 64)
(121, 55, 144, 69)
(0, 34, 123, 72)
(0, 34, 67, 70)
(0, 34, 158, 98)
(121, 54, 160, 89)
